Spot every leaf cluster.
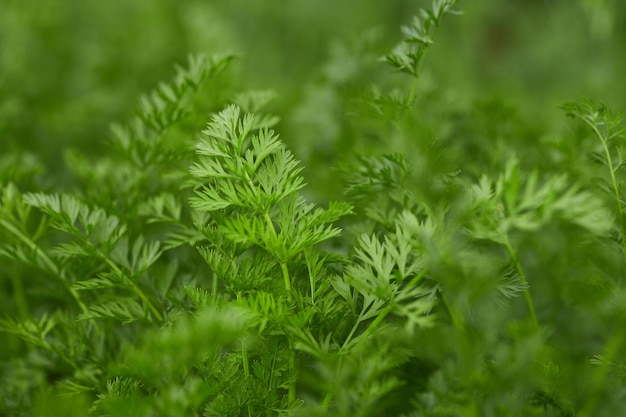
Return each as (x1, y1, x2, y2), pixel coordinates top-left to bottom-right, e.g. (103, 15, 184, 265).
(2, 2, 626, 417)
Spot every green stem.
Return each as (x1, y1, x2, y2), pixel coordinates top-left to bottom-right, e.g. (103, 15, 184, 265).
(132, 286, 163, 321)
(261, 211, 297, 406)
(342, 303, 395, 352)
(10, 266, 29, 320)
(98, 249, 164, 322)
(406, 15, 444, 105)
(590, 123, 626, 259)
(241, 339, 253, 417)
(504, 238, 538, 327)
(0, 219, 89, 315)
(321, 391, 333, 410)
(358, 304, 393, 342)
(288, 342, 296, 407)
(406, 267, 429, 288)
(341, 318, 362, 350)
(305, 250, 316, 304)
(440, 292, 464, 331)
(264, 212, 277, 237)
(281, 262, 292, 300)
(407, 75, 420, 105)
(263, 211, 293, 299)
(269, 352, 277, 391)
(211, 271, 218, 302)
(235, 292, 254, 416)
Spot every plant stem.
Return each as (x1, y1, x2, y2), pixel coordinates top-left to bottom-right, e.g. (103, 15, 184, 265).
(211, 271, 218, 301)
(0, 219, 89, 315)
(10, 266, 29, 320)
(406, 14, 444, 105)
(261, 211, 297, 405)
(504, 238, 538, 328)
(132, 285, 164, 321)
(342, 318, 362, 350)
(259, 209, 301, 408)
(305, 250, 316, 304)
(440, 291, 465, 331)
(242, 341, 253, 417)
(281, 262, 292, 300)
(357, 304, 393, 342)
(98, 249, 164, 322)
(263, 211, 293, 300)
(590, 123, 626, 259)
(268, 351, 277, 391)
(407, 76, 420, 105)
(321, 391, 333, 410)
(288, 340, 297, 407)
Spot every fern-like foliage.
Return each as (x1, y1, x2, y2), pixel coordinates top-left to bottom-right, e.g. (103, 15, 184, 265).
(3, 4, 626, 416)
(67, 53, 236, 218)
(561, 98, 626, 251)
(386, 0, 462, 77)
(172, 103, 354, 413)
(469, 158, 611, 243)
(467, 158, 611, 326)
(190, 104, 352, 267)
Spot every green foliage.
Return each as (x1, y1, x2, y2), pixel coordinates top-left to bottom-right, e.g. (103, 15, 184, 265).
(560, 98, 626, 252)
(2, 1, 626, 416)
(386, 0, 462, 77)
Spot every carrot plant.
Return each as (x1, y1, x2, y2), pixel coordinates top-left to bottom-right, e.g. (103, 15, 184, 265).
(2, 1, 626, 416)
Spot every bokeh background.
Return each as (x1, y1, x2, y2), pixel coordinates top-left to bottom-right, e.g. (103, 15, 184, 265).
(1, 0, 625, 183)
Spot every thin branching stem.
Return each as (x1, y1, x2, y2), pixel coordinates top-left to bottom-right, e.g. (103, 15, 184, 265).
(288, 342, 297, 407)
(342, 317, 362, 350)
(96, 248, 164, 322)
(440, 292, 465, 331)
(589, 122, 626, 259)
(281, 262, 292, 298)
(356, 304, 393, 342)
(10, 266, 29, 320)
(0, 219, 89, 315)
(403, 3, 449, 106)
(504, 238, 538, 328)
(407, 75, 421, 106)
(237, 291, 254, 417)
(321, 391, 333, 410)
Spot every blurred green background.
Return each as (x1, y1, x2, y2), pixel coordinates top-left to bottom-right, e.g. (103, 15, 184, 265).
(1, 0, 625, 184)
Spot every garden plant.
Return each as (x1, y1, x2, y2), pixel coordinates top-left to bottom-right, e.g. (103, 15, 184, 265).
(2, 0, 626, 416)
